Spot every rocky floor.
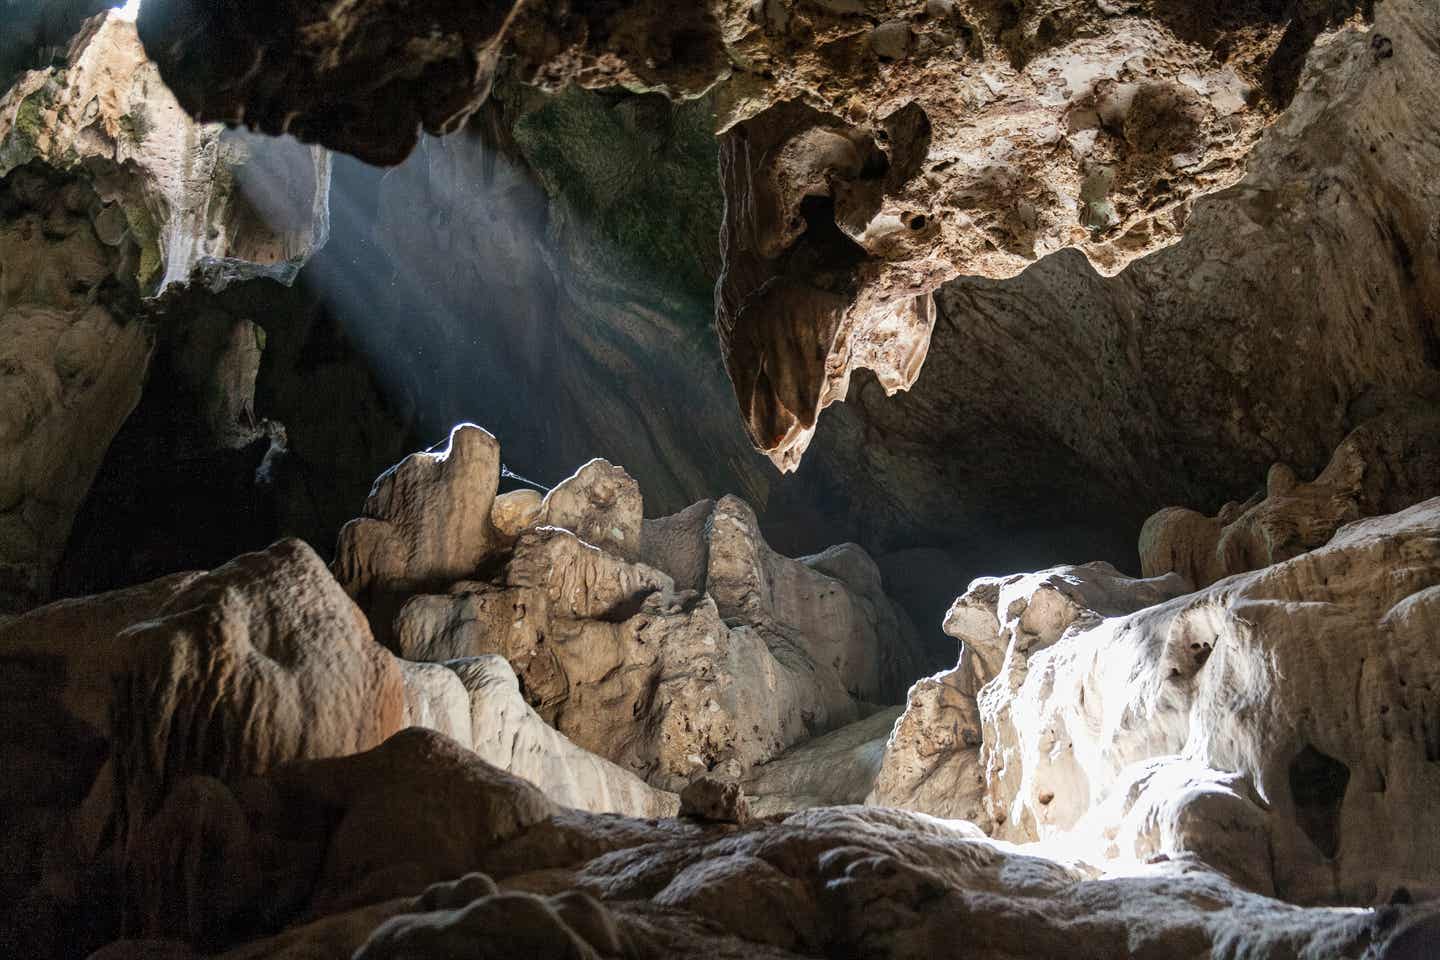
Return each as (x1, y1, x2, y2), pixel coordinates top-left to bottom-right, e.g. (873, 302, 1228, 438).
(4, 420, 1440, 958)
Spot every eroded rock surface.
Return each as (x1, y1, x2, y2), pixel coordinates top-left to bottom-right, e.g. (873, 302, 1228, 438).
(73, 729, 1440, 960)
(0, 164, 149, 612)
(793, 0, 1440, 563)
(870, 560, 1188, 823)
(1140, 410, 1440, 587)
(131, 0, 1381, 472)
(448, 655, 679, 819)
(875, 498, 1440, 906)
(108, 539, 407, 843)
(0, 12, 331, 612)
(381, 436, 922, 792)
(1, 12, 330, 293)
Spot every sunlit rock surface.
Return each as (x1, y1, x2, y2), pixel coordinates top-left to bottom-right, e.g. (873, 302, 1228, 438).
(872, 498, 1440, 906)
(361, 425, 924, 790)
(0, 11, 331, 612)
(1, 12, 330, 292)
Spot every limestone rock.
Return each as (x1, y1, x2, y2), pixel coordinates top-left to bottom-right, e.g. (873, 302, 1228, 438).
(0, 166, 151, 613)
(792, 0, 1440, 560)
(870, 561, 1189, 826)
(490, 488, 543, 544)
(379, 436, 920, 792)
(246, 728, 558, 917)
(132, 0, 1359, 472)
(0, 11, 330, 612)
(706, 495, 922, 705)
(53, 704, 1440, 960)
(136, 0, 725, 167)
(399, 661, 473, 751)
(396, 553, 855, 792)
(334, 423, 502, 634)
(0, 11, 330, 293)
(865, 669, 985, 821)
(741, 707, 900, 817)
(447, 655, 678, 819)
(0, 570, 200, 953)
(638, 499, 714, 594)
(1140, 411, 1440, 587)
(355, 890, 616, 960)
(971, 499, 1440, 904)
(536, 459, 642, 560)
(108, 539, 407, 840)
(679, 776, 751, 826)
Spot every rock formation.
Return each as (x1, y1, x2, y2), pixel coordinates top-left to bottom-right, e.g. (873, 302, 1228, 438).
(1140, 410, 1440, 587)
(0, 10, 330, 612)
(133, 0, 1386, 470)
(1, 11, 329, 293)
(866, 495, 1440, 906)
(351, 425, 923, 790)
(57, 728, 1440, 960)
(789, 0, 1440, 563)
(0, 162, 150, 611)
(3, 1, 1440, 957)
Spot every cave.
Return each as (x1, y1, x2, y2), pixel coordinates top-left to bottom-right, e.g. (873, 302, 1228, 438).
(2, 0, 1439, 957)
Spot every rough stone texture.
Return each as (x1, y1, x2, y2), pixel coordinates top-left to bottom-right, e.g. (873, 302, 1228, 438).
(1140, 410, 1440, 587)
(395, 522, 861, 792)
(787, 0, 1440, 566)
(0, 12, 330, 293)
(709, 0, 1369, 468)
(130, 0, 1367, 472)
(489, 488, 543, 545)
(706, 495, 923, 705)
(536, 458, 643, 560)
(0, 12, 330, 613)
(135, 0, 726, 167)
(107, 539, 407, 844)
(384, 438, 924, 791)
(333, 423, 502, 638)
(870, 561, 1189, 823)
(447, 655, 679, 819)
(82, 739, 1440, 960)
(0, 167, 150, 610)
(873, 500, 1440, 907)
(0, 571, 200, 954)
(741, 705, 900, 817)
(13, 507, 1440, 958)
(679, 775, 751, 826)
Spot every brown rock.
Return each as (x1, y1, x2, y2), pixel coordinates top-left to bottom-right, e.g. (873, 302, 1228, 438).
(1140, 411, 1440, 587)
(333, 423, 502, 636)
(679, 776, 751, 826)
(109, 539, 406, 840)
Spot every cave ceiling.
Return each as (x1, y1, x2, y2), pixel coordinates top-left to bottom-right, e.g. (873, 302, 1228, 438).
(132, 0, 1392, 471)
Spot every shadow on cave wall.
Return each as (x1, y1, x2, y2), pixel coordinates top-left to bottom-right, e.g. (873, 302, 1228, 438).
(54, 45, 1440, 642)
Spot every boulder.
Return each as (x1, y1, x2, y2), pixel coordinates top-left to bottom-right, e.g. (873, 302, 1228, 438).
(109, 539, 406, 841)
(333, 423, 502, 637)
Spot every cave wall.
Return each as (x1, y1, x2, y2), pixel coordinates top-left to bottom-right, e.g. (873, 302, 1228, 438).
(773, 0, 1440, 575)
